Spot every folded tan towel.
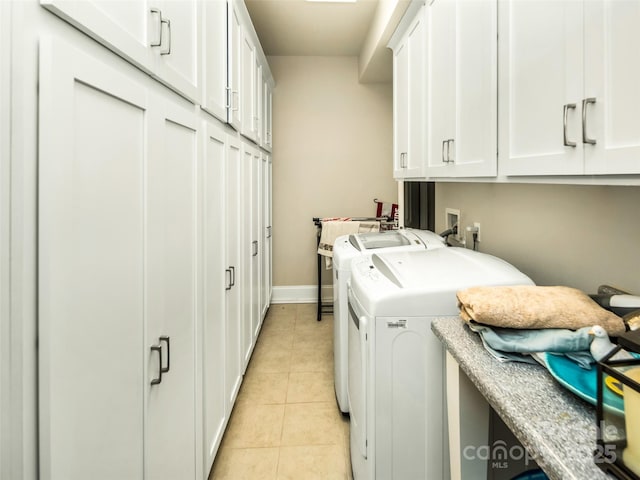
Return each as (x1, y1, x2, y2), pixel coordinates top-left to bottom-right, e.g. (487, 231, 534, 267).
(457, 285, 626, 336)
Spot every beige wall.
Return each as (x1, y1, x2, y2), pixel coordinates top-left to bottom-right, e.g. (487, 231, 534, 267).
(268, 55, 397, 287)
(435, 183, 640, 294)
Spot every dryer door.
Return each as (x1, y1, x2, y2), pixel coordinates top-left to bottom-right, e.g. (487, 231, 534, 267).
(348, 297, 368, 459)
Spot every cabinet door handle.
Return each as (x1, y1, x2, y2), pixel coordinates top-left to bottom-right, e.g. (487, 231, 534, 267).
(266, 226, 272, 238)
(444, 139, 454, 163)
(150, 345, 163, 385)
(563, 103, 577, 147)
(149, 8, 163, 47)
(225, 87, 232, 109)
(582, 97, 596, 145)
(159, 336, 170, 374)
(252, 240, 258, 257)
(232, 91, 239, 112)
(225, 268, 232, 290)
(400, 152, 408, 168)
(230, 266, 236, 287)
(160, 18, 171, 55)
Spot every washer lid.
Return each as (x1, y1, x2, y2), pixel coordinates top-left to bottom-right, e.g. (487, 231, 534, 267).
(372, 247, 530, 290)
(348, 231, 413, 251)
(403, 229, 447, 249)
(350, 248, 534, 317)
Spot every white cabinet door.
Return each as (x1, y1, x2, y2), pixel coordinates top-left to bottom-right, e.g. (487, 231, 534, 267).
(392, 7, 426, 179)
(225, 136, 243, 408)
(39, 38, 147, 480)
(40, 0, 154, 73)
(240, 144, 254, 371)
(145, 92, 198, 480)
(498, 0, 584, 176)
(251, 149, 262, 337)
(261, 153, 272, 318)
(227, 0, 242, 130)
(426, 0, 497, 178)
(202, 122, 227, 473)
(263, 80, 273, 152)
(256, 63, 264, 147)
(240, 30, 258, 142)
(425, 0, 455, 175)
(451, 0, 497, 177)
(393, 37, 409, 178)
(149, 0, 201, 103)
(584, 0, 640, 175)
(202, 0, 228, 122)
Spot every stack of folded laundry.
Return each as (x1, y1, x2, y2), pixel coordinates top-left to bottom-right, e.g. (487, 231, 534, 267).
(456, 285, 627, 368)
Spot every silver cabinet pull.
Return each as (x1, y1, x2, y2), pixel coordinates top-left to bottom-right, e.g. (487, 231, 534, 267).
(252, 240, 258, 257)
(399, 152, 407, 168)
(563, 103, 577, 147)
(230, 266, 235, 287)
(225, 268, 232, 290)
(266, 226, 272, 238)
(443, 139, 454, 163)
(160, 18, 171, 55)
(225, 87, 232, 109)
(231, 91, 239, 112)
(150, 345, 163, 385)
(159, 336, 170, 374)
(149, 8, 163, 47)
(582, 97, 596, 145)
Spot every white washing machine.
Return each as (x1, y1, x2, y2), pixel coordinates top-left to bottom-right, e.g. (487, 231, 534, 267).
(332, 229, 445, 413)
(347, 248, 533, 480)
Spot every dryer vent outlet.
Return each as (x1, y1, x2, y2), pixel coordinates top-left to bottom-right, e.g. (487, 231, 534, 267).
(445, 208, 460, 241)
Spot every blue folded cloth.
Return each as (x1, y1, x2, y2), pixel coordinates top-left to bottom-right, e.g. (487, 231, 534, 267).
(467, 323, 595, 368)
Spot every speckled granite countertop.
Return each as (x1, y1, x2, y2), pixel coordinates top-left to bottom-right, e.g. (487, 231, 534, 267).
(432, 317, 612, 480)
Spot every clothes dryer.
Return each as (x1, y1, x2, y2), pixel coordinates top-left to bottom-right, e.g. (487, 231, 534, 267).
(332, 229, 445, 413)
(347, 248, 533, 480)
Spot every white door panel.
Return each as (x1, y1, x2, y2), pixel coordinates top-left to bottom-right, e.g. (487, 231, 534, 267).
(39, 38, 147, 480)
(145, 95, 198, 480)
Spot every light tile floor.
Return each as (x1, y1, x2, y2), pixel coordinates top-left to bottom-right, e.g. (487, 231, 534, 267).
(209, 303, 352, 480)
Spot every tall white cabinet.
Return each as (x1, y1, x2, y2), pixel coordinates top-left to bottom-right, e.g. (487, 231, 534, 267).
(224, 136, 243, 413)
(39, 38, 147, 480)
(145, 86, 199, 480)
(202, 122, 227, 473)
(30, 1, 274, 480)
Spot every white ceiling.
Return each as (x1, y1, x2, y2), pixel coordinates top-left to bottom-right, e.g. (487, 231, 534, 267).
(244, 0, 380, 57)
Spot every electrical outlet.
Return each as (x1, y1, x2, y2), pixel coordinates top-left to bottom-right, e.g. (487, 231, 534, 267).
(473, 222, 481, 242)
(445, 208, 460, 240)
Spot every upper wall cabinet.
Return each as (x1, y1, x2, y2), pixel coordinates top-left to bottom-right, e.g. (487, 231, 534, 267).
(262, 76, 274, 152)
(202, 0, 228, 123)
(390, 4, 426, 179)
(424, 0, 497, 178)
(240, 26, 258, 143)
(499, 0, 640, 177)
(227, 0, 243, 130)
(41, 0, 201, 103)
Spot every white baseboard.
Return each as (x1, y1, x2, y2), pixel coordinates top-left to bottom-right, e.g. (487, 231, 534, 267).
(271, 285, 333, 304)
